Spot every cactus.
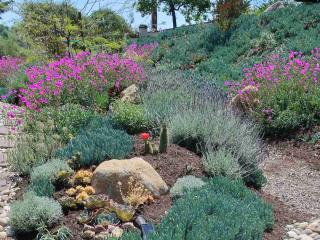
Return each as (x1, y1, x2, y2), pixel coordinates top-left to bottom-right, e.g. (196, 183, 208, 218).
(145, 141, 154, 155)
(159, 123, 168, 153)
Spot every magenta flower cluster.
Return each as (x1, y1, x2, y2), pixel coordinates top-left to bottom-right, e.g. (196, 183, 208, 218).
(0, 57, 23, 82)
(125, 42, 159, 60)
(225, 48, 320, 95)
(18, 52, 145, 110)
(0, 103, 25, 132)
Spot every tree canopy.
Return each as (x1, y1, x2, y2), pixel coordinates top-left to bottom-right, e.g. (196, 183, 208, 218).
(135, 0, 211, 28)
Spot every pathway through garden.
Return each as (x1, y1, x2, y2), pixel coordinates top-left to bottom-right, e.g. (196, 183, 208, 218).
(262, 140, 320, 240)
(0, 106, 21, 240)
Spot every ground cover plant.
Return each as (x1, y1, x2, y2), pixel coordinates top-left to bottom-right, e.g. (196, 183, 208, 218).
(123, 177, 274, 240)
(134, 4, 320, 85)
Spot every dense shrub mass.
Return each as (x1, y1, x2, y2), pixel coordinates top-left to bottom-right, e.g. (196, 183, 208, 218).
(9, 192, 62, 233)
(111, 99, 151, 134)
(30, 159, 73, 197)
(123, 177, 274, 240)
(26, 104, 96, 143)
(142, 69, 265, 188)
(135, 4, 320, 85)
(227, 49, 320, 134)
(57, 116, 133, 166)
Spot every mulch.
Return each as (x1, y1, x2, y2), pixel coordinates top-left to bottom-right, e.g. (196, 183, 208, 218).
(13, 135, 318, 240)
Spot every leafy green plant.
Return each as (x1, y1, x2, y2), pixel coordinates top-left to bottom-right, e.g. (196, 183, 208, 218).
(26, 104, 95, 143)
(37, 226, 73, 240)
(57, 117, 133, 166)
(111, 99, 151, 134)
(202, 148, 242, 179)
(9, 192, 62, 233)
(170, 175, 206, 199)
(123, 177, 274, 240)
(8, 120, 62, 175)
(30, 159, 73, 197)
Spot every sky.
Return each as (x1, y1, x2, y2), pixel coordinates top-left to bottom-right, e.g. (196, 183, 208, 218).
(0, 0, 187, 30)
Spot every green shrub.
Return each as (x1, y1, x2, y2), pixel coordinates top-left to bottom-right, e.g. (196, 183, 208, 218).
(57, 117, 133, 166)
(202, 148, 242, 179)
(9, 192, 62, 233)
(112, 99, 151, 134)
(170, 175, 206, 199)
(26, 104, 95, 143)
(30, 159, 73, 197)
(8, 121, 62, 175)
(141, 69, 264, 188)
(122, 177, 274, 240)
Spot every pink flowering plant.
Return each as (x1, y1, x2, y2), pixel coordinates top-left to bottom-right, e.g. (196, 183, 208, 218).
(125, 42, 158, 62)
(18, 52, 144, 110)
(0, 103, 25, 133)
(0, 57, 23, 87)
(226, 48, 320, 133)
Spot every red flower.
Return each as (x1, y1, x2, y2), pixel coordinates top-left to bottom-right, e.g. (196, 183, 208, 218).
(140, 133, 151, 141)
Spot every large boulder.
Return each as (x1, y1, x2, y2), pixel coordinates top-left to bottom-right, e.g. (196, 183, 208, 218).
(92, 157, 168, 203)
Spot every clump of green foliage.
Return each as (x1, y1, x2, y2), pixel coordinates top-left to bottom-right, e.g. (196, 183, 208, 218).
(30, 159, 73, 197)
(57, 116, 133, 166)
(111, 99, 151, 134)
(8, 120, 62, 175)
(123, 177, 274, 240)
(27, 104, 95, 143)
(37, 226, 73, 240)
(170, 175, 206, 199)
(9, 192, 63, 233)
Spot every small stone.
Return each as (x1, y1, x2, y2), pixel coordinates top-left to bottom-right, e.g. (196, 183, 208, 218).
(287, 230, 299, 239)
(299, 234, 313, 240)
(298, 222, 309, 230)
(3, 206, 10, 212)
(94, 225, 106, 234)
(5, 226, 14, 237)
(95, 232, 109, 240)
(308, 223, 320, 234)
(310, 233, 320, 238)
(0, 231, 6, 239)
(83, 224, 95, 232)
(293, 229, 301, 235)
(0, 190, 10, 196)
(0, 217, 9, 226)
(286, 225, 294, 230)
(81, 230, 95, 240)
(302, 229, 313, 235)
(122, 222, 137, 232)
(0, 226, 3, 232)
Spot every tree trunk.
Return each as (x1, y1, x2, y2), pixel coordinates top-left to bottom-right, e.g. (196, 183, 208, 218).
(151, 0, 157, 31)
(169, 1, 177, 28)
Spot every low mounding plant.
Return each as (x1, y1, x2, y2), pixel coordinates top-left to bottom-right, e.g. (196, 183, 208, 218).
(26, 104, 95, 143)
(9, 192, 62, 233)
(202, 148, 241, 179)
(8, 120, 63, 175)
(170, 175, 206, 199)
(122, 177, 274, 240)
(226, 48, 320, 134)
(111, 99, 151, 134)
(142, 69, 264, 188)
(57, 116, 133, 166)
(30, 159, 73, 197)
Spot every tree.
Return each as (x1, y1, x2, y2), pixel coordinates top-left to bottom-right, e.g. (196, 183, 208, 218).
(136, 0, 211, 29)
(214, 0, 249, 30)
(0, 0, 12, 18)
(19, 1, 80, 56)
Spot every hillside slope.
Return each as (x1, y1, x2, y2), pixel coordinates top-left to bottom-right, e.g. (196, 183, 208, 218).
(136, 4, 320, 85)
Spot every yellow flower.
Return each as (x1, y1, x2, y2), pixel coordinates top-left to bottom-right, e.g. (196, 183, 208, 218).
(76, 191, 89, 202)
(83, 186, 95, 195)
(66, 188, 77, 197)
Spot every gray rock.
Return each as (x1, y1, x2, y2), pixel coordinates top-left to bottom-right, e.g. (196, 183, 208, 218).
(265, 1, 285, 12)
(299, 234, 313, 240)
(0, 226, 3, 232)
(0, 231, 7, 239)
(81, 230, 95, 240)
(302, 229, 313, 235)
(287, 230, 299, 238)
(0, 217, 9, 226)
(5, 226, 14, 237)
